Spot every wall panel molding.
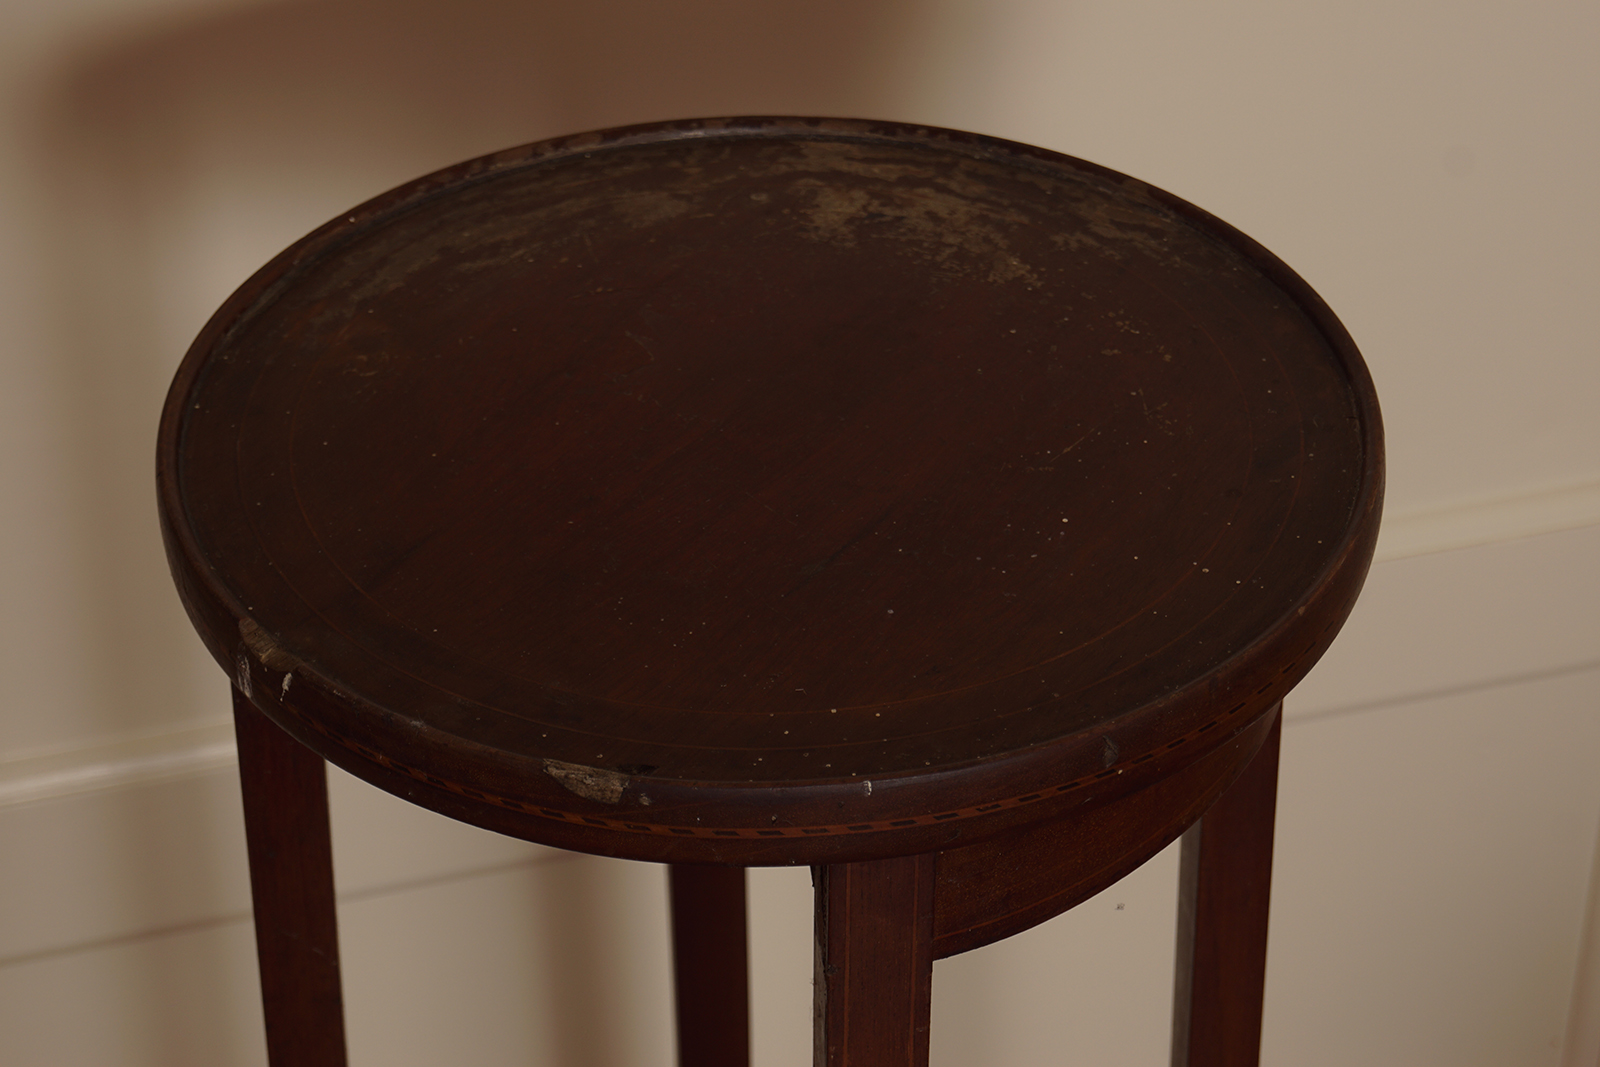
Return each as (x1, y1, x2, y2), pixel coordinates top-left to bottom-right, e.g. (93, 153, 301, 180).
(0, 718, 234, 809)
(1376, 478, 1600, 562)
(5, 498, 1598, 811)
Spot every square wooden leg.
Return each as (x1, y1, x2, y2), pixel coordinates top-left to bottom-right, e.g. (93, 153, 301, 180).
(1172, 704, 1282, 1067)
(234, 687, 348, 1067)
(814, 853, 935, 1067)
(669, 864, 750, 1067)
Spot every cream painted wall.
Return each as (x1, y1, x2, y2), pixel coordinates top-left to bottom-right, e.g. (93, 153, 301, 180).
(1, 1, 1595, 1064)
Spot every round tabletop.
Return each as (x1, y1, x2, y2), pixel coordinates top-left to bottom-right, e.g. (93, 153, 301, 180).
(159, 118, 1382, 864)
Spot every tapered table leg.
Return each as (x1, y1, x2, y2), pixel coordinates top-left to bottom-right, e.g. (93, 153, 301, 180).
(814, 853, 935, 1067)
(1172, 704, 1282, 1067)
(233, 687, 348, 1067)
(669, 865, 750, 1067)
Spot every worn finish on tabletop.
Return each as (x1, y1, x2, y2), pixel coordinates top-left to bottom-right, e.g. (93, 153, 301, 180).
(159, 117, 1381, 868)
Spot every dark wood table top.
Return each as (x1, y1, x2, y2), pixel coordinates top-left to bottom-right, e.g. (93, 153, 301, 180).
(159, 118, 1382, 864)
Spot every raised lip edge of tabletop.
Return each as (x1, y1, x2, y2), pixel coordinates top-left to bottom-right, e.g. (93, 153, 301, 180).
(156, 115, 1384, 866)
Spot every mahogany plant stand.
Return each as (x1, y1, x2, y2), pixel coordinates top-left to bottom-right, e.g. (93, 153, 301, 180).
(160, 118, 1382, 1067)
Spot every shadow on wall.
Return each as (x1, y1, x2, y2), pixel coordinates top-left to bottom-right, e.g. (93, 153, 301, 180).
(28, 0, 935, 1061)
(35, 0, 934, 737)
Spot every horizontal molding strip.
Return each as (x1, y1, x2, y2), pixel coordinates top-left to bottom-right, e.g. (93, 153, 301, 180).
(4, 486, 1595, 811)
(9, 658, 1596, 811)
(1375, 477, 1600, 562)
(1285, 659, 1600, 726)
(0, 719, 236, 809)
(0, 852, 577, 972)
